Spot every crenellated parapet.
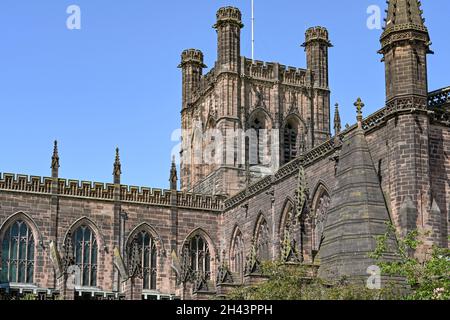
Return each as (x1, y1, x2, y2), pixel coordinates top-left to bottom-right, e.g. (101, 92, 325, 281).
(0, 173, 224, 211)
(190, 68, 216, 104)
(213, 6, 244, 29)
(279, 65, 310, 87)
(0, 173, 53, 194)
(179, 49, 207, 68)
(303, 26, 332, 46)
(241, 58, 310, 87)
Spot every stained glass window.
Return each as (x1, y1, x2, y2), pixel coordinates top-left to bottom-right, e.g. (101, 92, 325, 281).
(128, 230, 157, 290)
(284, 122, 298, 163)
(256, 219, 270, 262)
(1, 220, 35, 284)
(73, 225, 97, 287)
(189, 235, 210, 280)
(231, 230, 244, 282)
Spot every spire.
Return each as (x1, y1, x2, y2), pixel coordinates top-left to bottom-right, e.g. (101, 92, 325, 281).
(169, 156, 178, 190)
(51, 140, 60, 178)
(333, 103, 341, 135)
(113, 147, 121, 184)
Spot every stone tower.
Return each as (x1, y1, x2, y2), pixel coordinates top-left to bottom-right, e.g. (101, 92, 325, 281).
(179, 49, 206, 110)
(302, 27, 332, 145)
(179, 49, 206, 190)
(214, 6, 243, 73)
(179, 7, 333, 196)
(379, 0, 442, 248)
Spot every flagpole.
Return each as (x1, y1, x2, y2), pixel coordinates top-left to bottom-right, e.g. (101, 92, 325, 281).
(251, 0, 255, 60)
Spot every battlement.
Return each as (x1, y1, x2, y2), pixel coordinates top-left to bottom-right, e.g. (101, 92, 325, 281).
(0, 173, 53, 194)
(241, 58, 309, 86)
(191, 68, 216, 102)
(0, 173, 224, 211)
(303, 26, 332, 45)
(179, 49, 206, 68)
(214, 7, 243, 28)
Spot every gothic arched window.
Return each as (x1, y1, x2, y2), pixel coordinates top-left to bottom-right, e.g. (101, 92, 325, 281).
(1, 220, 35, 284)
(255, 218, 270, 262)
(230, 230, 244, 282)
(284, 122, 298, 163)
(280, 202, 302, 262)
(312, 191, 331, 253)
(72, 225, 98, 287)
(249, 114, 267, 165)
(128, 230, 157, 290)
(189, 235, 211, 280)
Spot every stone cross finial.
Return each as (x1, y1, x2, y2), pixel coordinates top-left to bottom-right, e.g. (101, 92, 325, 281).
(354, 98, 365, 116)
(354, 98, 365, 128)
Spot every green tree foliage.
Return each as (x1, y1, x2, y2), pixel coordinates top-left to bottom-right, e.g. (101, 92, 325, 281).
(370, 223, 450, 300)
(227, 261, 388, 300)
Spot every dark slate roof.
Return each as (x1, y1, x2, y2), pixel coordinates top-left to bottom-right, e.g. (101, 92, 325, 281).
(318, 125, 399, 282)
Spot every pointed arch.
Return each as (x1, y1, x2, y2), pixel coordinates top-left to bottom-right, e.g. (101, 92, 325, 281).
(278, 198, 303, 262)
(0, 211, 42, 246)
(64, 216, 105, 250)
(248, 109, 273, 166)
(311, 180, 331, 203)
(64, 217, 103, 287)
(126, 222, 165, 254)
(0, 212, 40, 284)
(126, 223, 162, 291)
(191, 127, 204, 181)
(278, 197, 296, 236)
(253, 212, 270, 262)
(282, 114, 308, 164)
(248, 107, 273, 128)
(229, 226, 244, 283)
(181, 228, 217, 282)
(310, 181, 331, 256)
(205, 114, 216, 131)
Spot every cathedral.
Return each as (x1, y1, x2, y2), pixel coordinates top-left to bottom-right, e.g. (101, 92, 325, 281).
(0, 1, 449, 300)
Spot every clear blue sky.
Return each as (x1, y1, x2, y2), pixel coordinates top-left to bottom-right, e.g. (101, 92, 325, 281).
(0, 0, 449, 189)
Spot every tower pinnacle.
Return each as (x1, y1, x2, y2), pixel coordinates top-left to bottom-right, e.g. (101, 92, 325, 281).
(333, 103, 341, 136)
(379, 0, 432, 105)
(170, 156, 178, 191)
(51, 140, 60, 170)
(113, 148, 122, 184)
(51, 140, 60, 179)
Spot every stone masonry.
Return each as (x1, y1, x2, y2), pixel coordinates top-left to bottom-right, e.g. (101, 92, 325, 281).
(0, 1, 449, 300)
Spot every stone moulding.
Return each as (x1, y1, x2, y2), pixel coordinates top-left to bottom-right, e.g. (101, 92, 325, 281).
(0, 173, 224, 212)
(428, 87, 450, 108)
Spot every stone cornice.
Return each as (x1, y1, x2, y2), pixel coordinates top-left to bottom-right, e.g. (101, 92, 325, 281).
(0, 173, 224, 212)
